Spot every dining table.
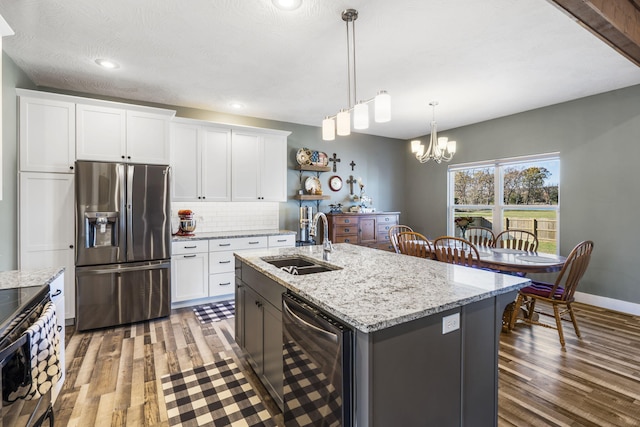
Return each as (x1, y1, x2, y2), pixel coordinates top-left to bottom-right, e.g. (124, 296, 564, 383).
(475, 246, 567, 275)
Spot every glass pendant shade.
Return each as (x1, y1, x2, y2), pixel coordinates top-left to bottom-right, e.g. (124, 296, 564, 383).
(416, 145, 425, 157)
(411, 140, 422, 153)
(336, 110, 351, 136)
(374, 91, 391, 123)
(353, 102, 369, 129)
(322, 117, 336, 141)
(448, 140, 457, 153)
(437, 137, 448, 151)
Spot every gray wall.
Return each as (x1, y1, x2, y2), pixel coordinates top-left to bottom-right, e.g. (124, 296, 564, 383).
(0, 53, 35, 270)
(404, 84, 640, 304)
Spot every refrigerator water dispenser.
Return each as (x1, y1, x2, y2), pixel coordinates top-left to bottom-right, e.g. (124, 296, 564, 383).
(84, 212, 119, 248)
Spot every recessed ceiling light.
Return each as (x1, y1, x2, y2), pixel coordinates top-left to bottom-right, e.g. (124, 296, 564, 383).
(229, 102, 245, 110)
(95, 59, 120, 69)
(272, 0, 302, 11)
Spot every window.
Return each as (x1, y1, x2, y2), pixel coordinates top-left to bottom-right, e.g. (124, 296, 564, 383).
(448, 154, 559, 254)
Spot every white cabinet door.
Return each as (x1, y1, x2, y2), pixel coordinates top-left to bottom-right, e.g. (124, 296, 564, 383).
(201, 125, 231, 201)
(19, 96, 75, 173)
(171, 122, 231, 201)
(77, 104, 171, 164)
(126, 110, 171, 164)
(231, 131, 261, 201)
(171, 252, 208, 302)
(171, 123, 200, 201)
(19, 172, 76, 320)
(260, 134, 287, 201)
(76, 103, 126, 162)
(231, 131, 287, 202)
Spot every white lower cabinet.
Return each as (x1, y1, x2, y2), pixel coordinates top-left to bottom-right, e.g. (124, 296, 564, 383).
(19, 172, 76, 320)
(172, 235, 294, 305)
(208, 237, 268, 299)
(171, 241, 209, 302)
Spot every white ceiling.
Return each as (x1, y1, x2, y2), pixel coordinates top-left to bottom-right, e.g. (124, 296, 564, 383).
(1, 0, 639, 140)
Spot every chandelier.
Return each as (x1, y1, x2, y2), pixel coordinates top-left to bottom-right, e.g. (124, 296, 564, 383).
(322, 9, 391, 141)
(411, 101, 457, 163)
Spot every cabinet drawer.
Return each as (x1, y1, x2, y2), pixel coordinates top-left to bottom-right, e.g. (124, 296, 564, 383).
(336, 225, 358, 236)
(209, 251, 235, 273)
(378, 232, 392, 243)
(376, 242, 396, 252)
(335, 235, 357, 244)
(332, 216, 358, 225)
(377, 215, 398, 225)
(209, 272, 235, 296)
(210, 236, 268, 252)
(172, 240, 208, 255)
(378, 222, 397, 234)
(268, 234, 295, 248)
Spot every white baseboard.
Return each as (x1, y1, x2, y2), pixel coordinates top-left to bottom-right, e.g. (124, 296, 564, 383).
(575, 291, 640, 316)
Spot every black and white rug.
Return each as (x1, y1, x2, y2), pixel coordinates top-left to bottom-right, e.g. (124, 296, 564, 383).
(161, 358, 275, 427)
(193, 301, 235, 323)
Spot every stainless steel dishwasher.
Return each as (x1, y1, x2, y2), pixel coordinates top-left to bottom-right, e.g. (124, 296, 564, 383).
(282, 292, 353, 427)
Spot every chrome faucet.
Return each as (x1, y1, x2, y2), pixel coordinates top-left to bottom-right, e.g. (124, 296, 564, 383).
(309, 212, 333, 261)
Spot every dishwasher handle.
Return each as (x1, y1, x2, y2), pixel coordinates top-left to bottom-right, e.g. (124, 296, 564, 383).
(283, 296, 339, 344)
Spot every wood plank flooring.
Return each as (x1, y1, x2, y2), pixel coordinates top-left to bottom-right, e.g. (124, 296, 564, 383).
(54, 302, 640, 426)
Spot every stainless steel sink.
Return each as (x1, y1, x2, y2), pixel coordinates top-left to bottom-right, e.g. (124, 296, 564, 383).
(261, 256, 340, 275)
(263, 257, 316, 268)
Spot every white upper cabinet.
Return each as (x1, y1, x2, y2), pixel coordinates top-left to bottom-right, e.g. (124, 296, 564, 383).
(76, 104, 126, 162)
(77, 102, 173, 164)
(171, 119, 232, 202)
(231, 129, 288, 202)
(18, 92, 76, 173)
(126, 110, 172, 164)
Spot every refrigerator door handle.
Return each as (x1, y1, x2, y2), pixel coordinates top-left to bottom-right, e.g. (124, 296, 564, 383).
(77, 261, 170, 275)
(126, 164, 134, 260)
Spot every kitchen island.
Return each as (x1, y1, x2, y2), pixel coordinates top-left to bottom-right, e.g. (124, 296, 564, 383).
(234, 243, 530, 426)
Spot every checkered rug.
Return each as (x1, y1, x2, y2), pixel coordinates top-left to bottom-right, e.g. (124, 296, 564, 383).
(161, 358, 275, 427)
(193, 300, 235, 323)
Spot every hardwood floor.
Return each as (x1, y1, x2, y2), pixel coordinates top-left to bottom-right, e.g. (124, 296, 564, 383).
(54, 302, 640, 426)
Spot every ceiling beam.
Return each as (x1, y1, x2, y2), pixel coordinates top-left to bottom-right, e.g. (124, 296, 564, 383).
(546, 0, 640, 67)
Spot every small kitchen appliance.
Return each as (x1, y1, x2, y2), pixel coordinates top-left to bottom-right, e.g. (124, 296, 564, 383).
(298, 206, 314, 243)
(177, 209, 196, 236)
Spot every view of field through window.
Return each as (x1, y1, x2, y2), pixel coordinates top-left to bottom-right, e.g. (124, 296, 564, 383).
(450, 157, 559, 254)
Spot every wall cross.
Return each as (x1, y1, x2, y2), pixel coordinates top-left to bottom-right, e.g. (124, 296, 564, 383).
(329, 153, 341, 172)
(346, 175, 357, 195)
(350, 160, 356, 171)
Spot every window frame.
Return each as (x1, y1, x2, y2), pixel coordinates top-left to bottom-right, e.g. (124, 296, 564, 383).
(447, 152, 560, 253)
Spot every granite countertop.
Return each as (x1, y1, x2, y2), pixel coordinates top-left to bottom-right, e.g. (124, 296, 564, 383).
(172, 229, 296, 242)
(235, 244, 530, 333)
(0, 267, 65, 290)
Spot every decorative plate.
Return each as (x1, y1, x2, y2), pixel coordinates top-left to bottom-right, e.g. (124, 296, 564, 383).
(304, 176, 322, 194)
(296, 148, 312, 165)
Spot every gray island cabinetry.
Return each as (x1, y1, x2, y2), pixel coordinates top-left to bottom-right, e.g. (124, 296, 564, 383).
(234, 244, 529, 426)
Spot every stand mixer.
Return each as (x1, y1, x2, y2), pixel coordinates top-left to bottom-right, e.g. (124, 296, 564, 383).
(177, 209, 196, 236)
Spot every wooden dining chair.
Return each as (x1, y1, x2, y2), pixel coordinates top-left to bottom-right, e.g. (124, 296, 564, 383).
(432, 236, 480, 268)
(509, 240, 594, 347)
(466, 226, 496, 248)
(495, 229, 539, 251)
(389, 225, 414, 254)
(396, 232, 433, 259)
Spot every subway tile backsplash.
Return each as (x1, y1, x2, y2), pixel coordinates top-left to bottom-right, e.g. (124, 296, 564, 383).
(171, 202, 279, 233)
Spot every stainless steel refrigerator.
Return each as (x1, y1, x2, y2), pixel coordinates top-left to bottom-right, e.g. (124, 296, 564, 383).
(75, 161, 171, 331)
